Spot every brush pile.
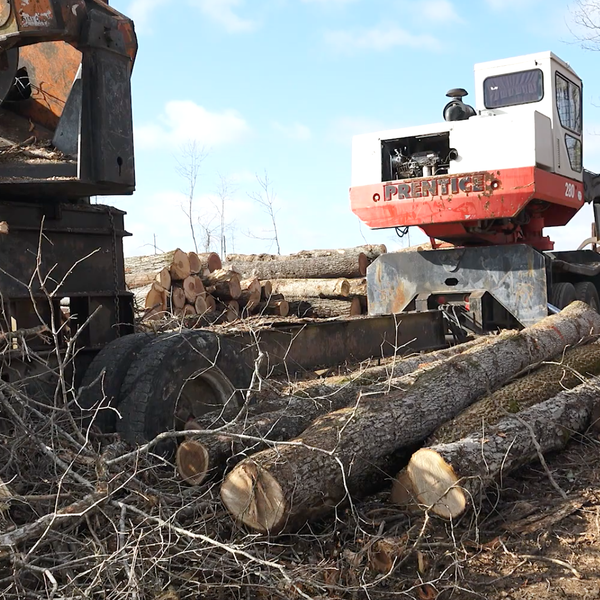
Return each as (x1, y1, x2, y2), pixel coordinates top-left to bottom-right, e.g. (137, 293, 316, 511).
(3, 302, 600, 599)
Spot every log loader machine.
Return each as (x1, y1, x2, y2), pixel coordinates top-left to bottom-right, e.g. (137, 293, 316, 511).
(351, 51, 600, 333)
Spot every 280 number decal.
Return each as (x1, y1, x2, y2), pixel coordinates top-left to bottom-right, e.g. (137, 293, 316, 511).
(565, 182, 576, 198)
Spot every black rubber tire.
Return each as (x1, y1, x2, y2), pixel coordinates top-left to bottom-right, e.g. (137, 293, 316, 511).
(575, 281, 600, 312)
(116, 330, 253, 453)
(78, 332, 156, 432)
(550, 282, 577, 309)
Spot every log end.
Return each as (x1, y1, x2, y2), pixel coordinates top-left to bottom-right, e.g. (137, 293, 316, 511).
(390, 468, 419, 512)
(358, 252, 368, 277)
(221, 461, 286, 534)
(407, 448, 466, 519)
(176, 440, 210, 486)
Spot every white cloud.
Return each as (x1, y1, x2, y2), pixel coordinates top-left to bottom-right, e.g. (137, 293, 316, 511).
(190, 0, 255, 33)
(324, 24, 440, 53)
(485, 0, 538, 9)
(328, 116, 386, 143)
(127, 0, 254, 34)
(136, 100, 250, 149)
(273, 121, 312, 140)
(419, 0, 462, 22)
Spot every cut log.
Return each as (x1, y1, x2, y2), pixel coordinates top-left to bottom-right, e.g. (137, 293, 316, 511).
(403, 380, 600, 519)
(156, 267, 172, 290)
(169, 248, 191, 281)
(238, 278, 261, 312)
(221, 302, 600, 533)
(231, 254, 370, 280)
(182, 275, 205, 304)
(203, 269, 241, 300)
(177, 337, 489, 486)
(205, 294, 216, 312)
(194, 295, 207, 315)
(270, 278, 350, 299)
(348, 278, 367, 297)
(292, 297, 361, 318)
(125, 250, 179, 287)
(261, 280, 273, 300)
(189, 251, 222, 274)
(254, 300, 289, 317)
(432, 341, 600, 444)
(216, 300, 239, 322)
(287, 300, 313, 317)
(171, 286, 186, 310)
(183, 304, 196, 317)
(144, 282, 167, 311)
(227, 245, 387, 263)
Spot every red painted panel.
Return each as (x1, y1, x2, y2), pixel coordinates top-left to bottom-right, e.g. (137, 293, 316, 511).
(350, 167, 584, 230)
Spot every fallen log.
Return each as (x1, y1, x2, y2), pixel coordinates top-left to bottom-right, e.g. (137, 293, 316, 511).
(403, 380, 600, 519)
(177, 337, 489, 486)
(231, 254, 369, 280)
(270, 278, 350, 299)
(125, 250, 179, 283)
(238, 278, 261, 313)
(194, 295, 207, 315)
(227, 245, 386, 264)
(144, 282, 167, 311)
(220, 302, 600, 533)
(171, 286, 186, 310)
(431, 341, 600, 444)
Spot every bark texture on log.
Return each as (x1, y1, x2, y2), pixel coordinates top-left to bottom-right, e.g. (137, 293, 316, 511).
(271, 278, 350, 299)
(404, 381, 600, 519)
(179, 338, 489, 486)
(221, 303, 600, 533)
(255, 300, 290, 317)
(231, 254, 368, 280)
(227, 245, 386, 263)
(432, 341, 600, 444)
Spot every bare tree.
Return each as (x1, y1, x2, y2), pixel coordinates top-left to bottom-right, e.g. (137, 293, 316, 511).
(248, 171, 281, 255)
(572, 1, 600, 50)
(176, 141, 208, 253)
(214, 175, 237, 258)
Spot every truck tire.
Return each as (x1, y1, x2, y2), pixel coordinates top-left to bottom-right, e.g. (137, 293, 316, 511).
(550, 282, 577, 309)
(575, 281, 600, 312)
(115, 330, 252, 453)
(78, 332, 156, 433)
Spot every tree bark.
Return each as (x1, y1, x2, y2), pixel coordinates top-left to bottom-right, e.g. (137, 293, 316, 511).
(227, 245, 386, 263)
(403, 380, 600, 519)
(178, 337, 489, 486)
(270, 278, 350, 299)
(431, 341, 600, 444)
(203, 269, 241, 300)
(220, 302, 600, 533)
(231, 254, 370, 280)
(287, 297, 362, 318)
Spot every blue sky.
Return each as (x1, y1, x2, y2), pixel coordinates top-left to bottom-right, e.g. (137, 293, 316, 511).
(106, 0, 600, 257)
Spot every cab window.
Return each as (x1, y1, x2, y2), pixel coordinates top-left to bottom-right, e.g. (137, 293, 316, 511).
(484, 69, 544, 109)
(555, 73, 582, 134)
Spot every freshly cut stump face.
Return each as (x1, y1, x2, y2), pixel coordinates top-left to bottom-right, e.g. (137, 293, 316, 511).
(177, 440, 210, 486)
(407, 448, 466, 519)
(221, 462, 286, 534)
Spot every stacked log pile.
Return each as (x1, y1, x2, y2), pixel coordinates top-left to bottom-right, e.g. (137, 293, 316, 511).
(168, 302, 600, 536)
(225, 244, 386, 317)
(125, 244, 386, 324)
